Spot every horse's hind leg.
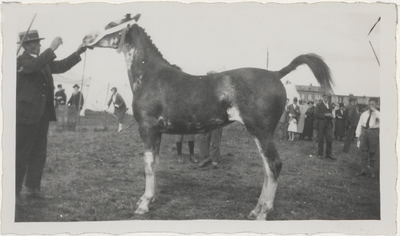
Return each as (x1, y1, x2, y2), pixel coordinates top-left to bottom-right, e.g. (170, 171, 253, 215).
(248, 135, 282, 220)
(135, 127, 162, 214)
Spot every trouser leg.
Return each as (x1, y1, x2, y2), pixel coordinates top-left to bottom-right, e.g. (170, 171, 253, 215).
(356, 151, 368, 176)
(16, 124, 37, 194)
(197, 132, 211, 159)
(343, 127, 355, 152)
(317, 121, 325, 156)
(176, 142, 182, 155)
(325, 122, 333, 157)
(210, 128, 223, 163)
(188, 141, 194, 155)
(25, 115, 49, 191)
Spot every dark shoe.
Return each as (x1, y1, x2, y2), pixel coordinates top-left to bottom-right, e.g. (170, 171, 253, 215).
(197, 157, 212, 167)
(326, 155, 336, 160)
(177, 154, 184, 164)
(26, 188, 47, 200)
(27, 192, 47, 200)
(188, 154, 198, 163)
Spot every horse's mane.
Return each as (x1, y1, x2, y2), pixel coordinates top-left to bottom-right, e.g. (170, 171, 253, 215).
(136, 25, 171, 65)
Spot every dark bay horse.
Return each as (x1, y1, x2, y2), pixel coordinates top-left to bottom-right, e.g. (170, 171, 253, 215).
(83, 14, 334, 220)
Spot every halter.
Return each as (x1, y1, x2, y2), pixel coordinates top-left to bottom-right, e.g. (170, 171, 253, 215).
(84, 19, 137, 49)
(116, 25, 129, 53)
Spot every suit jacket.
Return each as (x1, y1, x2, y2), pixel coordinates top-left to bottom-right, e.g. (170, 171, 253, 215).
(344, 104, 359, 128)
(67, 91, 84, 111)
(17, 48, 81, 125)
(335, 109, 344, 120)
(107, 93, 126, 112)
(54, 90, 67, 107)
(314, 101, 334, 122)
(287, 103, 300, 121)
(305, 106, 315, 119)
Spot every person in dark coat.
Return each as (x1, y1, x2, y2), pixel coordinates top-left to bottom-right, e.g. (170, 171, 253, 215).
(314, 93, 335, 160)
(54, 84, 66, 108)
(16, 30, 85, 202)
(343, 97, 359, 153)
(67, 84, 84, 111)
(334, 103, 346, 140)
(302, 101, 315, 140)
(277, 98, 289, 141)
(105, 87, 127, 132)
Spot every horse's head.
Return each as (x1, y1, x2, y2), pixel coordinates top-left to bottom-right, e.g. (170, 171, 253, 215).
(83, 13, 141, 51)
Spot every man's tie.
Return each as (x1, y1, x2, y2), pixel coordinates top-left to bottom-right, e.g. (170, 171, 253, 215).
(366, 110, 372, 128)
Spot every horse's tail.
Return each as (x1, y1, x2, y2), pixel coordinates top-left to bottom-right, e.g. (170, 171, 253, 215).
(277, 53, 334, 92)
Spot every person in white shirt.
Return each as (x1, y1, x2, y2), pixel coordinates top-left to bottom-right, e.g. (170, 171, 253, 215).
(355, 98, 380, 178)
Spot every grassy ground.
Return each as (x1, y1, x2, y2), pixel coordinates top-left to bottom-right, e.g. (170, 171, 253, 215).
(15, 110, 380, 221)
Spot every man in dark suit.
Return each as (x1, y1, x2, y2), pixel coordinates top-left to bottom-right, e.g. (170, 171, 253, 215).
(343, 97, 359, 153)
(67, 84, 85, 112)
(54, 84, 67, 108)
(16, 30, 86, 201)
(287, 97, 301, 122)
(314, 93, 336, 160)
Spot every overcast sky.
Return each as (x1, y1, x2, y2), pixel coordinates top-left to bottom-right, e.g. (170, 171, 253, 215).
(12, 2, 383, 107)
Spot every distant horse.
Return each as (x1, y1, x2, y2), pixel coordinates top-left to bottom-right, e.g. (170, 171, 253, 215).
(83, 14, 333, 220)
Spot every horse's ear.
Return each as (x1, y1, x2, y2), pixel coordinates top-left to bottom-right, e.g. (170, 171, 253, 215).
(133, 14, 141, 22)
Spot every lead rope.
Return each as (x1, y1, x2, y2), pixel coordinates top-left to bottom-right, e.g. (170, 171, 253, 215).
(76, 51, 87, 130)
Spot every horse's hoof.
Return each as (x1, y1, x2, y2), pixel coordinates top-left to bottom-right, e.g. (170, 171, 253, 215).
(135, 207, 148, 215)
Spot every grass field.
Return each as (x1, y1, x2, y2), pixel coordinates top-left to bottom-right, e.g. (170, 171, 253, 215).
(15, 110, 380, 221)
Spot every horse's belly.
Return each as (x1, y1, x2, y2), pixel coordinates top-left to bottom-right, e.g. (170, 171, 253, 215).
(158, 117, 233, 134)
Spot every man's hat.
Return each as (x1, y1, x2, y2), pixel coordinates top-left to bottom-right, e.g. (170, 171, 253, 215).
(17, 30, 44, 44)
(57, 84, 62, 88)
(73, 84, 80, 89)
(307, 101, 314, 105)
(322, 92, 332, 97)
(348, 96, 356, 102)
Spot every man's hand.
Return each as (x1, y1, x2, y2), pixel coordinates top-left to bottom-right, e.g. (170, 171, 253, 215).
(76, 44, 87, 55)
(115, 104, 119, 108)
(50, 37, 63, 51)
(325, 113, 333, 118)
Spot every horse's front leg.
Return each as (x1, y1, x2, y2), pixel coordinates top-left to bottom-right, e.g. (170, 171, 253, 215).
(135, 126, 162, 214)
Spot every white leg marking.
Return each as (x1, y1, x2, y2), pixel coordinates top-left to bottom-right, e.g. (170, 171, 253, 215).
(252, 138, 278, 220)
(135, 151, 156, 214)
(227, 106, 244, 124)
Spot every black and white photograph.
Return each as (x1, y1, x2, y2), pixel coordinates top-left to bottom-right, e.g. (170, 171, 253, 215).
(1, 0, 398, 235)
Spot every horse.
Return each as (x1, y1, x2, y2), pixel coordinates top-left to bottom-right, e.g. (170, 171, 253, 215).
(83, 14, 334, 220)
